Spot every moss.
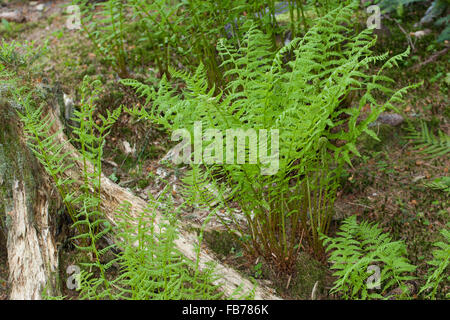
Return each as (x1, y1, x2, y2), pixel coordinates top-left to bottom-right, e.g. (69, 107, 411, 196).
(359, 125, 402, 155)
(288, 252, 329, 299)
(137, 179, 149, 189)
(0, 101, 41, 231)
(0, 20, 40, 40)
(203, 230, 241, 257)
(0, 104, 18, 218)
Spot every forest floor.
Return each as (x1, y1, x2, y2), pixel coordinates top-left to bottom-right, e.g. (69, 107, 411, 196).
(0, 0, 448, 299)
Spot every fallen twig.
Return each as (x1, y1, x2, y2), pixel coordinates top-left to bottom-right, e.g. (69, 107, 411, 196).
(412, 46, 450, 71)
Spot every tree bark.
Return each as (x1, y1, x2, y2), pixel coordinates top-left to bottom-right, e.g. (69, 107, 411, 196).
(0, 101, 60, 299)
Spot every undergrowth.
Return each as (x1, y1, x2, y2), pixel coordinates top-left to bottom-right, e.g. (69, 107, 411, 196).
(124, 2, 419, 272)
(322, 216, 416, 299)
(73, 0, 345, 85)
(323, 215, 449, 299)
(405, 120, 450, 193)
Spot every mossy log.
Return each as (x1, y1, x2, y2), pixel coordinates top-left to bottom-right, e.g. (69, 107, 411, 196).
(0, 101, 60, 299)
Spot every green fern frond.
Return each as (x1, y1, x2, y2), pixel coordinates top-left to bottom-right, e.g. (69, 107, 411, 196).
(423, 176, 450, 193)
(112, 194, 226, 300)
(419, 228, 450, 299)
(322, 216, 416, 300)
(181, 165, 218, 207)
(405, 121, 450, 159)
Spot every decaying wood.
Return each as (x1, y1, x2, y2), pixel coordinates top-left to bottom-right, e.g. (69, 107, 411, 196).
(7, 181, 58, 299)
(0, 102, 59, 300)
(48, 109, 281, 300)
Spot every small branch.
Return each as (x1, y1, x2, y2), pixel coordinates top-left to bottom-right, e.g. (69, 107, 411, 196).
(347, 201, 373, 210)
(395, 20, 416, 52)
(384, 15, 416, 52)
(412, 46, 450, 71)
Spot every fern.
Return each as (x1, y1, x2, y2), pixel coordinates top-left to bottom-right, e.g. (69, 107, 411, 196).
(15, 87, 80, 229)
(405, 121, 449, 194)
(322, 216, 416, 300)
(0, 40, 47, 71)
(180, 165, 246, 240)
(76, 191, 231, 300)
(419, 228, 450, 299)
(75, 0, 348, 85)
(423, 176, 450, 193)
(112, 196, 224, 300)
(124, 1, 418, 270)
(405, 120, 450, 159)
(181, 165, 226, 208)
(73, 0, 130, 77)
(16, 75, 121, 299)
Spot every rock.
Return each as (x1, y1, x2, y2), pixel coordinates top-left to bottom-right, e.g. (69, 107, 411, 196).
(0, 10, 25, 23)
(35, 3, 45, 11)
(369, 113, 404, 127)
(122, 141, 135, 155)
(412, 175, 426, 183)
